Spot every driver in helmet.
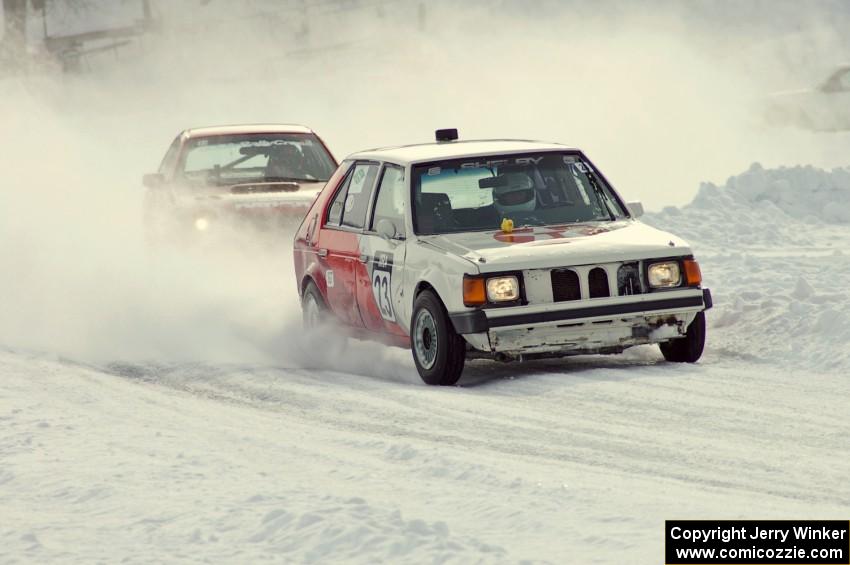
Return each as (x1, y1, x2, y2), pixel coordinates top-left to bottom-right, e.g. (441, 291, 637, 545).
(492, 172, 537, 216)
(266, 143, 307, 180)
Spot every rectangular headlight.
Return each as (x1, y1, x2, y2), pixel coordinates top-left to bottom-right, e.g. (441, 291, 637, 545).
(486, 276, 519, 302)
(647, 261, 681, 288)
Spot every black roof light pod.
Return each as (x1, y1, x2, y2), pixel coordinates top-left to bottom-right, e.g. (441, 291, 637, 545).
(435, 128, 458, 142)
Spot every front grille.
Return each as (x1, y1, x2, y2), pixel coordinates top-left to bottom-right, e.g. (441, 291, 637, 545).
(551, 269, 581, 302)
(546, 262, 643, 303)
(617, 263, 642, 295)
(588, 267, 610, 298)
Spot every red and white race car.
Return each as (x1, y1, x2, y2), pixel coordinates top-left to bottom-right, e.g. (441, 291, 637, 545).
(293, 130, 712, 385)
(144, 124, 337, 240)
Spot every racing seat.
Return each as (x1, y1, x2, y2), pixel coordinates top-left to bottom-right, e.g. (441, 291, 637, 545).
(418, 192, 454, 233)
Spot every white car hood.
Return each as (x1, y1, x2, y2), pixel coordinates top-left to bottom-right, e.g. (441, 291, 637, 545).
(419, 221, 693, 272)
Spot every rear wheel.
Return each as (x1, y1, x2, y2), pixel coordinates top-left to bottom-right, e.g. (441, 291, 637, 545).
(411, 290, 466, 386)
(301, 279, 349, 361)
(302, 280, 328, 329)
(660, 311, 706, 363)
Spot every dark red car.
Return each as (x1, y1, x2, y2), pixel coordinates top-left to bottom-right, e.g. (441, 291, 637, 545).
(144, 124, 337, 240)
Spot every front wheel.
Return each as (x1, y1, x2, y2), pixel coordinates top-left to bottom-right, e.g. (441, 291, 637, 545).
(660, 311, 706, 363)
(411, 290, 466, 386)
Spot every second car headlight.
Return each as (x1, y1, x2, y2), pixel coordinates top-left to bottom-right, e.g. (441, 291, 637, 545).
(486, 276, 519, 302)
(647, 261, 681, 288)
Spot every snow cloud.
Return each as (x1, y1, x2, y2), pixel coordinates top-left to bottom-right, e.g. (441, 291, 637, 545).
(2, 0, 850, 366)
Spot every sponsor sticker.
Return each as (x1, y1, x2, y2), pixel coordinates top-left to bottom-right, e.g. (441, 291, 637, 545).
(371, 251, 395, 322)
(349, 167, 368, 194)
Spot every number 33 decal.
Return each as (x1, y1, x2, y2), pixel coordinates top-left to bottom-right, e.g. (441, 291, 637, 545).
(371, 251, 395, 322)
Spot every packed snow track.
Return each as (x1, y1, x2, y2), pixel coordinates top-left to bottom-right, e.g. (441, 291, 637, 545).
(3, 191, 850, 562)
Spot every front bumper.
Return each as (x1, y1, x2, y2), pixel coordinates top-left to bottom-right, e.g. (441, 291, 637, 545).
(450, 288, 712, 356)
(452, 288, 711, 333)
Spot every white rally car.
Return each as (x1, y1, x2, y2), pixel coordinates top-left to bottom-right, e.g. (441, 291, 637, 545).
(293, 130, 712, 385)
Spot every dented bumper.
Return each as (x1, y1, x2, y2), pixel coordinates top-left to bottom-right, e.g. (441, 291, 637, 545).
(451, 288, 711, 356)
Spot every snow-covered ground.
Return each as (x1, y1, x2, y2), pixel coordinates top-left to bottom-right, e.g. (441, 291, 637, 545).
(3, 165, 850, 564)
(4, 2, 850, 563)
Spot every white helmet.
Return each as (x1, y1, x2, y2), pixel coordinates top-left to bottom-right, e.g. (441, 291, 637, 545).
(492, 172, 536, 214)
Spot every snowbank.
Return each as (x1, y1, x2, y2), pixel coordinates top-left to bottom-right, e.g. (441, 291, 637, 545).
(645, 163, 850, 374)
(727, 163, 850, 223)
(649, 162, 850, 249)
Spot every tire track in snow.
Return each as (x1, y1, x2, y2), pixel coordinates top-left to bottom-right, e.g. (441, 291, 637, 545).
(99, 354, 850, 509)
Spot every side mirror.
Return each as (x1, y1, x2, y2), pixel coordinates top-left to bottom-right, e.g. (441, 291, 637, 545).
(376, 218, 397, 240)
(143, 173, 165, 188)
(627, 200, 644, 218)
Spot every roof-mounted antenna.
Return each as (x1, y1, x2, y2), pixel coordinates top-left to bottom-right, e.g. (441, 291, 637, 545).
(435, 128, 458, 142)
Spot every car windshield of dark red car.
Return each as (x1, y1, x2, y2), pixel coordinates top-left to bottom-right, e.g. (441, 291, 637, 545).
(179, 133, 335, 185)
(411, 152, 628, 235)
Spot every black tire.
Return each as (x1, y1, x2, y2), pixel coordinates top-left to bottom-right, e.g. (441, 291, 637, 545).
(411, 290, 466, 386)
(660, 311, 706, 363)
(301, 280, 329, 329)
(301, 279, 349, 360)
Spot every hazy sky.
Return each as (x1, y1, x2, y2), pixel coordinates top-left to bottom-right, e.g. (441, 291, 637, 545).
(3, 0, 850, 361)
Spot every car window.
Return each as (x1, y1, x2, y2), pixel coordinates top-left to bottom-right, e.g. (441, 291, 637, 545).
(327, 162, 379, 229)
(184, 142, 266, 172)
(370, 165, 407, 237)
(327, 172, 353, 225)
(412, 152, 627, 234)
(421, 168, 494, 209)
(179, 133, 336, 185)
(342, 163, 379, 229)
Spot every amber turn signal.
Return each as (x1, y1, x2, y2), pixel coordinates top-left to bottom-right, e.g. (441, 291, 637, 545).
(463, 276, 487, 306)
(683, 258, 702, 286)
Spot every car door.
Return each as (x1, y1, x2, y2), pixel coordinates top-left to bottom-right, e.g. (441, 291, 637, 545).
(355, 163, 410, 336)
(316, 161, 380, 328)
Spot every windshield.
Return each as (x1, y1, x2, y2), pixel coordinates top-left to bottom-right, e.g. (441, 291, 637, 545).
(412, 152, 627, 235)
(179, 133, 336, 185)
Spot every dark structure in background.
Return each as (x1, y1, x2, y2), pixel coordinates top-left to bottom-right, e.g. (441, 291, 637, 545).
(1, 0, 421, 74)
(0, 0, 153, 71)
(1, 0, 28, 61)
(43, 0, 153, 73)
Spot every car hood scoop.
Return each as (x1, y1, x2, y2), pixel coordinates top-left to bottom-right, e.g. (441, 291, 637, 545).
(230, 182, 301, 194)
